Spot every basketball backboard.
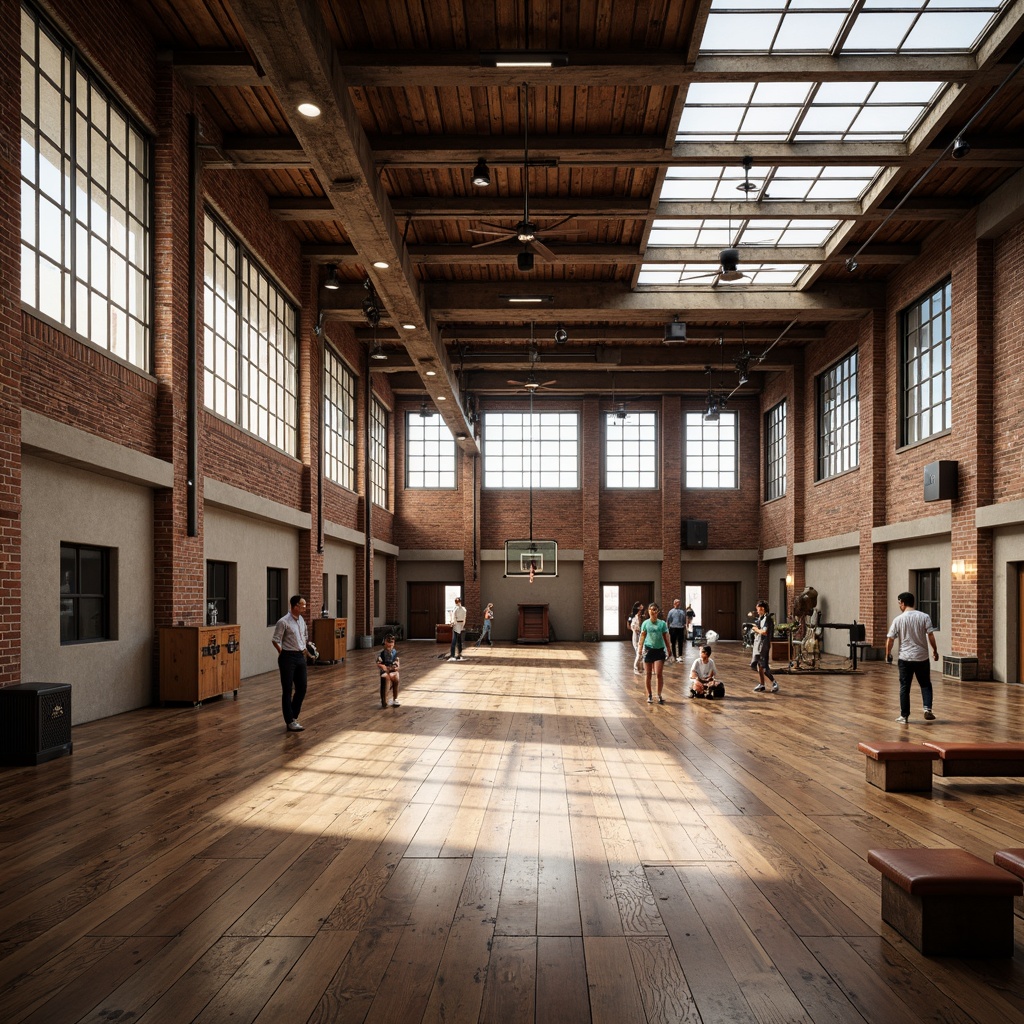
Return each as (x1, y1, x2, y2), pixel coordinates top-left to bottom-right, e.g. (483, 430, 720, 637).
(504, 540, 558, 578)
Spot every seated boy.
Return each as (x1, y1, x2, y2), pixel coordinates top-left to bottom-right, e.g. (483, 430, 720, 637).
(689, 645, 725, 699)
(376, 633, 401, 707)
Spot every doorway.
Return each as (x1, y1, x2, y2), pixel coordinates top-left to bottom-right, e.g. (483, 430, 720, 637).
(683, 582, 739, 640)
(601, 582, 653, 640)
(408, 582, 462, 639)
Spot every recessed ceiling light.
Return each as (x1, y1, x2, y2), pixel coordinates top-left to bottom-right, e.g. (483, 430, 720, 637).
(425, 369, 436, 376)
(372, 260, 390, 269)
(480, 51, 569, 68)
(437, 395, 446, 401)
(507, 296, 547, 304)
(297, 102, 321, 118)
(402, 323, 416, 331)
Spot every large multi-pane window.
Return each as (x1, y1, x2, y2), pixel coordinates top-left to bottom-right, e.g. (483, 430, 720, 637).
(915, 568, 940, 630)
(21, 4, 151, 369)
(483, 412, 580, 488)
(605, 412, 657, 488)
(406, 412, 457, 488)
(203, 214, 298, 455)
(370, 398, 388, 509)
(902, 280, 952, 446)
(765, 400, 787, 501)
(324, 346, 355, 489)
(818, 350, 859, 479)
(684, 411, 737, 488)
(60, 543, 110, 643)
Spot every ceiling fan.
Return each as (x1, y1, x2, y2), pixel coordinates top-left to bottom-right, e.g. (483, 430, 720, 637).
(507, 325, 557, 390)
(468, 84, 580, 271)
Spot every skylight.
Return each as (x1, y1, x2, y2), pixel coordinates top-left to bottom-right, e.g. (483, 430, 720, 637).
(648, 218, 838, 247)
(676, 81, 943, 142)
(638, 263, 807, 286)
(699, 0, 1007, 55)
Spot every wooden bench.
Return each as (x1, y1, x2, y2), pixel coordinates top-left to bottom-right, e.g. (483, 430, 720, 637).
(858, 741, 937, 792)
(868, 847, 1022, 956)
(993, 848, 1024, 914)
(922, 741, 1024, 777)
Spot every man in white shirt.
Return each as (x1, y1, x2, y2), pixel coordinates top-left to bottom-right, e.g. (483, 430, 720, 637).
(271, 594, 309, 732)
(885, 591, 939, 724)
(448, 596, 467, 660)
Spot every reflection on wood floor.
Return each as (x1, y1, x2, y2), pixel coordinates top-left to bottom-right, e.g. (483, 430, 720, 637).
(2, 639, 1024, 1023)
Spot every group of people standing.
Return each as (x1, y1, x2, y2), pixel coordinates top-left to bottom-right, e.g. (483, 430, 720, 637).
(628, 597, 781, 704)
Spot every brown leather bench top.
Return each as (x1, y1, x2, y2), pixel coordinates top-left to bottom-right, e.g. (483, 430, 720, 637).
(993, 849, 1024, 877)
(868, 848, 1024, 896)
(858, 741, 936, 762)
(922, 741, 1024, 759)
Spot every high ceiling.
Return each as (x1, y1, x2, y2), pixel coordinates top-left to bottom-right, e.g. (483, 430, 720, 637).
(143, 0, 1024, 441)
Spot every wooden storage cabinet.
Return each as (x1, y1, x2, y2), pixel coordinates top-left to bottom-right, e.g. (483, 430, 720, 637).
(159, 626, 241, 705)
(312, 617, 346, 663)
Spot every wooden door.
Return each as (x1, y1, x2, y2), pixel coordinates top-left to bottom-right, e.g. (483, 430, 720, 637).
(700, 583, 739, 640)
(604, 582, 653, 640)
(1018, 566, 1024, 683)
(408, 583, 446, 639)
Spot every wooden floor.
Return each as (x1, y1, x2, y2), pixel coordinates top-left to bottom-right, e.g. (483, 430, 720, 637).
(3, 640, 1024, 1024)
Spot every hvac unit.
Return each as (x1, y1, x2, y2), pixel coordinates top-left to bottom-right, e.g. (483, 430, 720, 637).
(0, 683, 73, 765)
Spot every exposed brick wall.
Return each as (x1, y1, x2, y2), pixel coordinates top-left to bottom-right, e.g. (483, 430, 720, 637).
(992, 223, 1024, 504)
(0, 0, 22, 685)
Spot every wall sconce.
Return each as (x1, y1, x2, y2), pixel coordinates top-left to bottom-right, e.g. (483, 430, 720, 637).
(785, 574, 794, 586)
(951, 558, 968, 580)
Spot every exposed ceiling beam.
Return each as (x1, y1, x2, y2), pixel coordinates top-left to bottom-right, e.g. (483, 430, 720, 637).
(228, 0, 476, 448)
(161, 49, 265, 86)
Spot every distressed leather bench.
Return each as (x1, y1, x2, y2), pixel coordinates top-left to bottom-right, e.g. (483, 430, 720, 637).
(858, 741, 937, 792)
(922, 741, 1024, 777)
(993, 848, 1024, 913)
(868, 847, 1022, 956)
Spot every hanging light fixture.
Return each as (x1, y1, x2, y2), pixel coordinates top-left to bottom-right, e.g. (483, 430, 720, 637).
(471, 158, 491, 187)
(323, 264, 341, 290)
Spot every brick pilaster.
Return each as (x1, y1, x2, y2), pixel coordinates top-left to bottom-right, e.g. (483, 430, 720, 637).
(661, 395, 682, 604)
(581, 397, 601, 638)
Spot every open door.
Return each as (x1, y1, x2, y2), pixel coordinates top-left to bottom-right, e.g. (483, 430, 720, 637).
(601, 582, 653, 640)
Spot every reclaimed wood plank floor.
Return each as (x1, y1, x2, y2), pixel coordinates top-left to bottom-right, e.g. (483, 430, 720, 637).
(2, 640, 1024, 1023)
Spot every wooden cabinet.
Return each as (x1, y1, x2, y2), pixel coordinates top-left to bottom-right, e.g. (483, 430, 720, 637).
(312, 617, 347, 663)
(159, 625, 241, 705)
(435, 623, 453, 644)
(517, 604, 550, 644)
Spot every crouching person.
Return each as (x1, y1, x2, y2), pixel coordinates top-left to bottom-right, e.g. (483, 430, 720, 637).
(689, 645, 725, 700)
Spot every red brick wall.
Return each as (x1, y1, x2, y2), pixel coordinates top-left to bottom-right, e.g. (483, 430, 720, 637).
(992, 222, 1024, 504)
(0, 0, 22, 684)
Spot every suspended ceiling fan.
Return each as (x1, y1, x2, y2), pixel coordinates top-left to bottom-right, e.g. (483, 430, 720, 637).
(507, 324, 557, 391)
(469, 84, 580, 272)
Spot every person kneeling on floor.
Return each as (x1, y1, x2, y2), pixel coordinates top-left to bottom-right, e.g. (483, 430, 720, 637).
(377, 633, 401, 708)
(689, 645, 725, 700)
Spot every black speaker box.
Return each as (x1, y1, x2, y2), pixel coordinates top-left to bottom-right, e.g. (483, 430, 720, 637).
(682, 519, 708, 549)
(923, 460, 957, 502)
(0, 683, 73, 765)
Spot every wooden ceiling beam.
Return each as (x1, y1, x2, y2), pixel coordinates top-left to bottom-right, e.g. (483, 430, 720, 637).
(161, 49, 265, 87)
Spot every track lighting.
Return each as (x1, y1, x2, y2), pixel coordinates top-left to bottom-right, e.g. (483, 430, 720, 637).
(951, 135, 971, 159)
(471, 158, 491, 187)
(554, 326, 568, 345)
(323, 264, 341, 290)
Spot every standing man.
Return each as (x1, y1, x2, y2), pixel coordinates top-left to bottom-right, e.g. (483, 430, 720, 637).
(448, 596, 467, 661)
(666, 598, 687, 663)
(272, 594, 310, 732)
(750, 599, 779, 693)
(885, 591, 939, 724)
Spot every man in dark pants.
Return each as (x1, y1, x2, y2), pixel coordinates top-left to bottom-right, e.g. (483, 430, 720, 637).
(271, 594, 309, 732)
(885, 591, 939, 724)
(666, 598, 687, 663)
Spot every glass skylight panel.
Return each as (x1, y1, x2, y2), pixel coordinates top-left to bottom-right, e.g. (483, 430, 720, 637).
(679, 80, 943, 142)
(699, 0, 1007, 54)
(737, 219, 839, 245)
(661, 166, 752, 201)
(637, 263, 808, 286)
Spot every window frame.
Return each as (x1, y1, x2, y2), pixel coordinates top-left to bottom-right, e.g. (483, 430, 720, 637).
(684, 410, 739, 489)
(203, 212, 299, 456)
(604, 411, 659, 489)
(900, 279, 952, 448)
(406, 411, 457, 489)
(482, 411, 581, 489)
(20, 3, 153, 371)
(817, 349, 860, 480)
(324, 344, 356, 489)
(266, 567, 285, 627)
(370, 397, 388, 509)
(206, 560, 231, 625)
(764, 399, 787, 501)
(59, 542, 111, 644)
(914, 568, 940, 630)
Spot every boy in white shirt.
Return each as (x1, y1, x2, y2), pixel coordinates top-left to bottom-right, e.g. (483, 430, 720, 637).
(689, 645, 724, 699)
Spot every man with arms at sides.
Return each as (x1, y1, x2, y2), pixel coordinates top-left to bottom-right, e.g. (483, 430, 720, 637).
(271, 594, 310, 732)
(885, 591, 939, 724)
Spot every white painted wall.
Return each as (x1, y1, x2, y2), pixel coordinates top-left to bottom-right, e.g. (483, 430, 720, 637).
(204, 506, 300, 677)
(886, 536, 950, 657)
(21, 455, 155, 724)
(992, 526, 1024, 682)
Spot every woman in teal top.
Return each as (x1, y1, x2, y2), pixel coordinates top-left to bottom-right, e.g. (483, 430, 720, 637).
(639, 602, 671, 704)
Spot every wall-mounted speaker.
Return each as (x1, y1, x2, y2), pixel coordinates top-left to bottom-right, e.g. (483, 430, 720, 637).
(682, 519, 708, 549)
(923, 460, 957, 502)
